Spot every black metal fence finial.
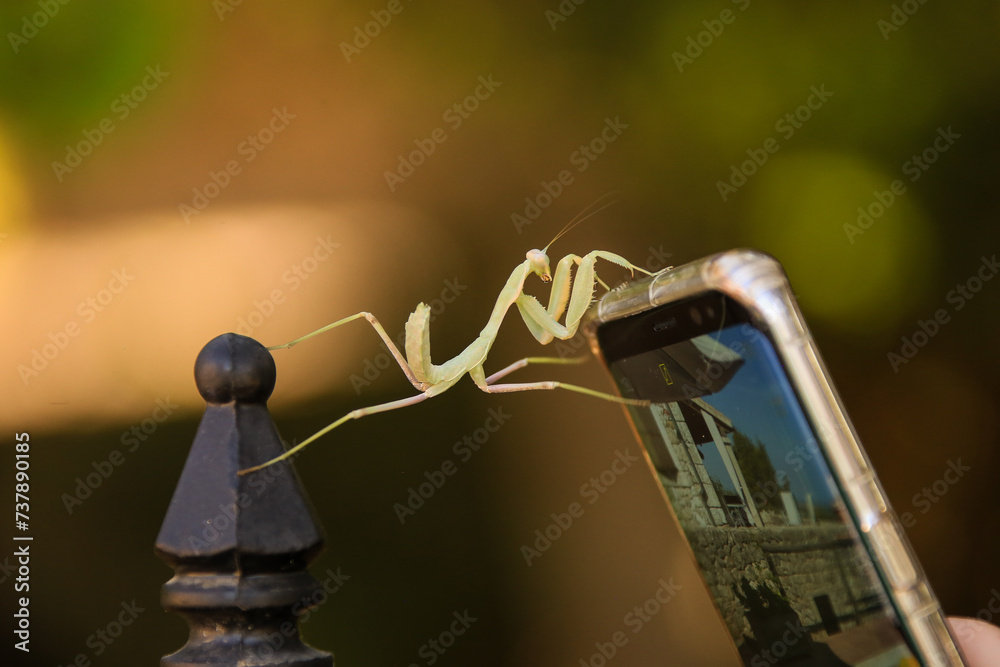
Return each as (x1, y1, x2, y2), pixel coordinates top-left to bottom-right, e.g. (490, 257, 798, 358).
(155, 332, 333, 667)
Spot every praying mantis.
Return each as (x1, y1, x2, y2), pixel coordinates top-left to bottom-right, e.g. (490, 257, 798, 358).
(240, 207, 656, 474)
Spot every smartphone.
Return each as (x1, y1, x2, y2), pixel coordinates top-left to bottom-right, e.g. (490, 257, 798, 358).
(583, 249, 965, 666)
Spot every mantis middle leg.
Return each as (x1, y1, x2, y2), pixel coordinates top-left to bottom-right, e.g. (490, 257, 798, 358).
(484, 355, 588, 385)
(471, 365, 648, 407)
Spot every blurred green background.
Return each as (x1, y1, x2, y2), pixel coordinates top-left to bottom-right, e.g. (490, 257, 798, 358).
(1, 1, 999, 665)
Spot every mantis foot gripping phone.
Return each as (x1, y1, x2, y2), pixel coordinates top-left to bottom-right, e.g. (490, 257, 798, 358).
(584, 249, 965, 666)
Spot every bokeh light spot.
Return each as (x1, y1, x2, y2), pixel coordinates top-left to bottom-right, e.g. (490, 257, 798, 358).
(743, 151, 935, 338)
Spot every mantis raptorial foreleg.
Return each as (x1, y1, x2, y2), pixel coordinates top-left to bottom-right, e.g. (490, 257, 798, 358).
(517, 249, 651, 345)
(239, 202, 661, 474)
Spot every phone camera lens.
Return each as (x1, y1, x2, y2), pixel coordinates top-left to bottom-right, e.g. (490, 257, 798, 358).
(690, 307, 703, 326)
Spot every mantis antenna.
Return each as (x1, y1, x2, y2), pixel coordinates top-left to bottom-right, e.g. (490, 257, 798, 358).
(544, 192, 619, 251)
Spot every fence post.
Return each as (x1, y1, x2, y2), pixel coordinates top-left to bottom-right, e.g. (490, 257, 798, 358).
(155, 333, 333, 667)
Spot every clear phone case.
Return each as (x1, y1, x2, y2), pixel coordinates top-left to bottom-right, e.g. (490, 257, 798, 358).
(584, 248, 966, 666)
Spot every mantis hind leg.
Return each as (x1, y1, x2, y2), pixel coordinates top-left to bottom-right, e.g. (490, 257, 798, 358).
(239, 391, 431, 474)
(268, 311, 428, 392)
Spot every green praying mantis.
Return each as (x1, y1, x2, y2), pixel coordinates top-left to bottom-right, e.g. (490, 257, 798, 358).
(240, 205, 656, 474)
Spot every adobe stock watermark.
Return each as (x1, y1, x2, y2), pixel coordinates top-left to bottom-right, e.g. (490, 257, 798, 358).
(349, 276, 467, 394)
(887, 253, 997, 372)
(340, 0, 414, 63)
(235, 235, 340, 338)
(51, 65, 169, 182)
(253, 566, 352, 661)
(521, 448, 641, 566)
(56, 599, 146, 666)
(511, 116, 630, 234)
(877, 0, 929, 40)
(179, 107, 296, 223)
(747, 618, 810, 667)
(61, 397, 180, 514)
(578, 577, 682, 666)
(384, 74, 501, 192)
(12, 543, 30, 652)
(544, 0, 592, 30)
(393, 407, 512, 524)
(406, 610, 477, 667)
(749, 469, 792, 510)
(844, 126, 960, 243)
(172, 437, 324, 554)
(782, 424, 857, 478)
(18, 267, 135, 386)
(182, 450, 304, 552)
(553, 244, 673, 360)
(7, 0, 71, 53)
(952, 589, 1000, 643)
(213, 0, 244, 20)
(671, 323, 765, 402)
(672, 0, 751, 73)
(899, 458, 971, 529)
(0, 555, 22, 586)
(717, 84, 833, 201)
(785, 437, 822, 474)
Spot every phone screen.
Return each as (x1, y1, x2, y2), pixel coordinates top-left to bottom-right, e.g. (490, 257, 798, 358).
(597, 293, 920, 666)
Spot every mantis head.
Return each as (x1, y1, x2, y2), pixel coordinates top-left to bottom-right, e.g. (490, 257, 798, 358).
(526, 249, 552, 282)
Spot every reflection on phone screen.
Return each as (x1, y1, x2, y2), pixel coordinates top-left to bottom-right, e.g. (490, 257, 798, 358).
(600, 296, 919, 666)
